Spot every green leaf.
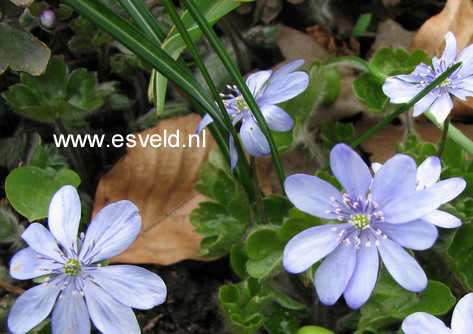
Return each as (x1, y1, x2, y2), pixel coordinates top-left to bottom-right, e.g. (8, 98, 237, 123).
(191, 201, 247, 257)
(353, 13, 372, 37)
(3, 56, 110, 123)
(153, 0, 241, 115)
(359, 270, 455, 331)
(320, 120, 356, 152)
(371, 48, 430, 76)
(397, 134, 438, 165)
(68, 16, 109, 56)
(245, 227, 286, 279)
(262, 195, 293, 225)
(447, 224, 473, 290)
(297, 326, 335, 334)
(353, 48, 430, 113)
(230, 243, 249, 279)
(353, 73, 389, 113)
(279, 208, 323, 241)
(219, 279, 272, 334)
(5, 166, 80, 221)
(0, 23, 50, 75)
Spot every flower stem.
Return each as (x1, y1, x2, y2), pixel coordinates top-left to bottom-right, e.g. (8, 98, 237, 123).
(251, 156, 267, 225)
(424, 111, 473, 156)
(437, 115, 450, 158)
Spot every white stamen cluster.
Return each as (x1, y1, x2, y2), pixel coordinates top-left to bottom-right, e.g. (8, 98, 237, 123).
(327, 193, 388, 249)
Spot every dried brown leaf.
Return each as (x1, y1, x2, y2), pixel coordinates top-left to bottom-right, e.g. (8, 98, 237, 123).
(92, 114, 216, 265)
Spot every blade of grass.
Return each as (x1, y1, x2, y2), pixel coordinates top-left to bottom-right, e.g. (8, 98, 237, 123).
(162, 0, 253, 199)
(351, 62, 462, 148)
(61, 0, 234, 167)
(182, 0, 287, 193)
(116, 0, 166, 44)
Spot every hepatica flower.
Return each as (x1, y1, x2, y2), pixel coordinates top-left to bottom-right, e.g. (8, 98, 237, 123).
(196, 59, 309, 169)
(283, 144, 464, 309)
(383, 32, 473, 123)
(402, 293, 473, 333)
(8, 186, 166, 334)
(373, 156, 465, 229)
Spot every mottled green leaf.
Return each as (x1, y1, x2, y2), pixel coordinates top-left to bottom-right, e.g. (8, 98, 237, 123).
(0, 23, 50, 75)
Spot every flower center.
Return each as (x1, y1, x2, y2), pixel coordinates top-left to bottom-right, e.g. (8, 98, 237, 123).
(440, 78, 452, 87)
(235, 96, 248, 111)
(63, 258, 81, 276)
(351, 213, 370, 229)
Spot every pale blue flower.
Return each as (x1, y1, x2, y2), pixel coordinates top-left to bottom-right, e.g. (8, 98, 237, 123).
(372, 156, 466, 228)
(382, 32, 473, 123)
(402, 293, 473, 333)
(283, 144, 464, 309)
(196, 59, 309, 170)
(8, 186, 167, 334)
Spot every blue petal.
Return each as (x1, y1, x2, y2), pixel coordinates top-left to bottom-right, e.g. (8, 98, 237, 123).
(239, 115, 270, 156)
(442, 32, 457, 65)
(420, 210, 462, 228)
(10, 247, 61, 280)
(283, 224, 347, 273)
(413, 92, 439, 117)
(8, 279, 61, 334)
(371, 154, 417, 209)
(21, 223, 65, 263)
(377, 238, 427, 292)
(258, 72, 309, 105)
(343, 234, 379, 309)
(260, 104, 294, 132)
(51, 283, 90, 334)
(382, 77, 421, 104)
(195, 114, 213, 135)
(451, 293, 473, 334)
(457, 44, 473, 77)
(450, 87, 473, 101)
(377, 220, 438, 250)
(429, 93, 453, 123)
(83, 280, 140, 334)
(315, 242, 356, 305)
(229, 135, 238, 171)
(416, 156, 441, 189)
(86, 265, 166, 309)
(285, 174, 343, 219)
(427, 178, 466, 204)
(48, 185, 81, 257)
(270, 59, 304, 81)
(382, 188, 441, 224)
(79, 201, 141, 264)
(402, 312, 452, 334)
(330, 144, 372, 200)
(246, 70, 272, 96)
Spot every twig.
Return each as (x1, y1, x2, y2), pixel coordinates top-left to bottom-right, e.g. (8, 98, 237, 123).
(0, 280, 24, 295)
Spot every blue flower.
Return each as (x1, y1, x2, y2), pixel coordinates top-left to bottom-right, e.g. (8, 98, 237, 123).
(382, 32, 473, 123)
(402, 293, 473, 333)
(372, 156, 466, 229)
(196, 59, 309, 170)
(283, 144, 464, 309)
(8, 186, 167, 334)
